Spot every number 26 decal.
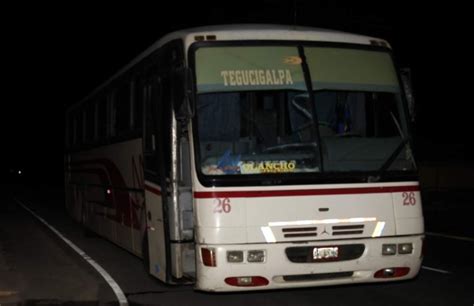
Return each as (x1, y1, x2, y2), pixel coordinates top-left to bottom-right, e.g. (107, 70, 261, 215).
(213, 198, 232, 213)
(402, 192, 416, 206)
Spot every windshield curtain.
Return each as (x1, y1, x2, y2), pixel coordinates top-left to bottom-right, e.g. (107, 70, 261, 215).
(193, 44, 414, 177)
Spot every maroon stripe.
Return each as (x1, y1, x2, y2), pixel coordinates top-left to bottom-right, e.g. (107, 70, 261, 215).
(69, 158, 141, 229)
(194, 185, 419, 199)
(145, 184, 162, 196)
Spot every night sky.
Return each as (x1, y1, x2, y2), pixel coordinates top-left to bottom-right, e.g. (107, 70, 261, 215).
(2, 1, 472, 185)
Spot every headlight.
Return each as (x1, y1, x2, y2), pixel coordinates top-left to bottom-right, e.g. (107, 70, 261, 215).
(382, 244, 397, 255)
(227, 251, 244, 263)
(398, 243, 413, 254)
(247, 250, 266, 263)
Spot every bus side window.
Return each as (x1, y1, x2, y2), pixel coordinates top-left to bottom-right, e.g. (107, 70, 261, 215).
(144, 79, 160, 180)
(107, 92, 116, 138)
(158, 75, 172, 177)
(97, 96, 107, 141)
(85, 101, 95, 143)
(130, 80, 143, 132)
(75, 111, 82, 146)
(116, 81, 131, 135)
(67, 112, 74, 148)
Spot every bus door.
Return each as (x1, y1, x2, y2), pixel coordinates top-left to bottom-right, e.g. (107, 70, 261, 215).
(143, 72, 170, 282)
(143, 39, 194, 283)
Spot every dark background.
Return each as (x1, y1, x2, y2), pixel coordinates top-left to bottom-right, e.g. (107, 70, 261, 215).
(2, 1, 472, 186)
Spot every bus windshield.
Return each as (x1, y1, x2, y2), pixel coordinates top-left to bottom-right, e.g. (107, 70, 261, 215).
(193, 45, 414, 177)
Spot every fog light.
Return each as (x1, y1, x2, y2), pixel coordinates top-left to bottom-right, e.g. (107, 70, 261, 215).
(225, 276, 269, 287)
(227, 251, 244, 263)
(374, 267, 410, 278)
(248, 250, 266, 263)
(382, 244, 397, 255)
(237, 277, 252, 285)
(398, 243, 413, 254)
(381, 268, 395, 277)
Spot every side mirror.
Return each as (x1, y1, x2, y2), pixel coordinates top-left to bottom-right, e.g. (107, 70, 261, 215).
(400, 68, 415, 122)
(173, 67, 195, 123)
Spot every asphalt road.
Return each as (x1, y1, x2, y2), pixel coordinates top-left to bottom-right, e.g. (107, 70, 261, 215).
(0, 189, 116, 304)
(1, 185, 473, 305)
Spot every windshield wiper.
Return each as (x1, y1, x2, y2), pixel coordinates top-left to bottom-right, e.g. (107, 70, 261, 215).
(297, 45, 324, 172)
(368, 112, 416, 182)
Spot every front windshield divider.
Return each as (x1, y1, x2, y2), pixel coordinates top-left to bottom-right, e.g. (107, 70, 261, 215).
(297, 45, 324, 172)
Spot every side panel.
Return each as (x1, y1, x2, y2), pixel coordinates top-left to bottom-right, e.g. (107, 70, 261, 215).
(66, 138, 146, 256)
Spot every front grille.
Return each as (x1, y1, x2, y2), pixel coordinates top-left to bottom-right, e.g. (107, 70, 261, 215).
(283, 272, 354, 282)
(286, 244, 365, 263)
(332, 224, 364, 236)
(282, 227, 318, 238)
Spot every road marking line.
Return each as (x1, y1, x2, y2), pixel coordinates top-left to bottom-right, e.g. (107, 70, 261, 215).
(14, 199, 128, 306)
(425, 232, 474, 242)
(422, 266, 451, 274)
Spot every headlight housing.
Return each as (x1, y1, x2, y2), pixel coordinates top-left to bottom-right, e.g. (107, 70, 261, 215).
(382, 244, 397, 255)
(227, 251, 244, 263)
(398, 243, 413, 254)
(247, 250, 266, 263)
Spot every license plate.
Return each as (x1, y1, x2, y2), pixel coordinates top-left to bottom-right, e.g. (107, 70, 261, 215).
(313, 246, 339, 260)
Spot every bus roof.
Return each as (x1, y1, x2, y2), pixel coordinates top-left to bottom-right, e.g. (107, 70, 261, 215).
(69, 24, 390, 110)
(159, 24, 390, 50)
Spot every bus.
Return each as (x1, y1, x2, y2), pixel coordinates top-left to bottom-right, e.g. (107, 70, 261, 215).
(64, 24, 424, 292)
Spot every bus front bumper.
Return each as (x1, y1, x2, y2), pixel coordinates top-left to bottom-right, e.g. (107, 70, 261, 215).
(195, 235, 424, 292)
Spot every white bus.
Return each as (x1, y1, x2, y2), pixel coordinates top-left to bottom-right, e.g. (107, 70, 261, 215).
(65, 24, 424, 292)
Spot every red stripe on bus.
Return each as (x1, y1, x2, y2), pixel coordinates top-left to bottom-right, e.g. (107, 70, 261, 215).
(193, 185, 419, 199)
(145, 184, 162, 196)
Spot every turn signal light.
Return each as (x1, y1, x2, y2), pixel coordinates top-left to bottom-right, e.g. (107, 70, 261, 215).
(201, 248, 216, 267)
